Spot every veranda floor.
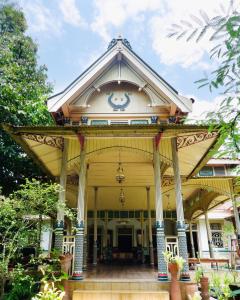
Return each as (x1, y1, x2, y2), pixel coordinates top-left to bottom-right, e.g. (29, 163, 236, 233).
(84, 264, 158, 281)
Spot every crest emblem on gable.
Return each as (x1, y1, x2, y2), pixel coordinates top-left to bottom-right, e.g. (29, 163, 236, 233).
(108, 92, 130, 111)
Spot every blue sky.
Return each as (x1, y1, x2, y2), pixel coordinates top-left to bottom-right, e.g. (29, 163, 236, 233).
(17, 0, 233, 118)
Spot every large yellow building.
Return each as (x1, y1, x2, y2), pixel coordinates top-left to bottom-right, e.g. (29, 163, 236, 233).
(4, 37, 240, 290)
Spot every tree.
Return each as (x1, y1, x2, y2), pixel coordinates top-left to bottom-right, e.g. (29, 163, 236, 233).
(0, 179, 64, 298)
(168, 1, 240, 158)
(0, 2, 53, 194)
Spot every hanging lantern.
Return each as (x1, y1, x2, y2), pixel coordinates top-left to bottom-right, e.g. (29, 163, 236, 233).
(116, 163, 125, 184)
(119, 188, 125, 207)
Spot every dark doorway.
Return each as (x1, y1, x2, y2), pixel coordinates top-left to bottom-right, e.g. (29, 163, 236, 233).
(117, 227, 132, 251)
(186, 231, 199, 257)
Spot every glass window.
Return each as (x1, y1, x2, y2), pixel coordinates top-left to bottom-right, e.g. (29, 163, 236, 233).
(120, 211, 128, 218)
(90, 120, 108, 125)
(210, 223, 222, 230)
(130, 120, 148, 125)
(199, 166, 214, 176)
(214, 166, 225, 176)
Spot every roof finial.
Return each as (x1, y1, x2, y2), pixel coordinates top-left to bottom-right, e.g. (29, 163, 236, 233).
(107, 35, 132, 50)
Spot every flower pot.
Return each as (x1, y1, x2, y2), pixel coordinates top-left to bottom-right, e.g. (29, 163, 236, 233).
(168, 263, 182, 300)
(59, 253, 73, 275)
(200, 276, 210, 300)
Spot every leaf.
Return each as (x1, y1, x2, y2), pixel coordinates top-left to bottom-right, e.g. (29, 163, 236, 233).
(186, 29, 198, 41)
(199, 10, 210, 23)
(196, 26, 208, 42)
(190, 14, 204, 26)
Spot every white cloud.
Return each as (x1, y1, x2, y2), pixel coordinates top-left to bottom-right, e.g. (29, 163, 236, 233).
(187, 95, 224, 121)
(59, 0, 86, 27)
(149, 0, 230, 68)
(90, 0, 232, 69)
(20, 0, 62, 36)
(91, 0, 163, 41)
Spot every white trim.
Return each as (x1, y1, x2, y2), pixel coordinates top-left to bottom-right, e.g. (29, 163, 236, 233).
(47, 42, 192, 113)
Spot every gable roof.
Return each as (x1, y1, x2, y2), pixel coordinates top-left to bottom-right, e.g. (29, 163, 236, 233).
(47, 36, 192, 113)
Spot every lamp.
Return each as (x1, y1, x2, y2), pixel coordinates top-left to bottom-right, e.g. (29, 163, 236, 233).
(116, 151, 125, 184)
(119, 188, 125, 207)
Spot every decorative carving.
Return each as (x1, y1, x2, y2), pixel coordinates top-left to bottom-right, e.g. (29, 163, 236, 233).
(177, 131, 218, 149)
(162, 177, 174, 187)
(21, 133, 63, 150)
(122, 38, 132, 49)
(108, 92, 130, 111)
(67, 175, 79, 186)
(151, 116, 158, 124)
(81, 116, 88, 125)
(108, 38, 117, 49)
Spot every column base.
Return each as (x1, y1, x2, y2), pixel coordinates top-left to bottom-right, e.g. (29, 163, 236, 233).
(72, 271, 84, 280)
(180, 272, 191, 281)
(158, 273, 168, 281)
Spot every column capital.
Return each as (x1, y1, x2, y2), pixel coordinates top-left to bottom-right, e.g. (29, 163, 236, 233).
(146, 186, 150, 191)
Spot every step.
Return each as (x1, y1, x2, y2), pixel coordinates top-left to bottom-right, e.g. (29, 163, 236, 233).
(72, 290, 170, 300)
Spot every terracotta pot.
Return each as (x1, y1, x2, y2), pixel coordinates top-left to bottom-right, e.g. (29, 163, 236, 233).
(59, 253, 73, 274)
(200, 276, 210, 300)
(168, 263, 182, 300)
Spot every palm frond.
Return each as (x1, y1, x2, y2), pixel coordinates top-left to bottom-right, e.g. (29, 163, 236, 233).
(186, 29, 198, 41)
(176, 30, 187, 40)
(190, 14, 204, 26)
(180, 20, 193, 28)
(199, 10, 210, 23)
(196, 26, 208, 42)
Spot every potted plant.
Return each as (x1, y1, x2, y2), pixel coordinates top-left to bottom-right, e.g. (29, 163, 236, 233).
(163, 251, 185, 300)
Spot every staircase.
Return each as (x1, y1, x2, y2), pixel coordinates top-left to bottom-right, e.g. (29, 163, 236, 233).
(71, 281, 169, 300)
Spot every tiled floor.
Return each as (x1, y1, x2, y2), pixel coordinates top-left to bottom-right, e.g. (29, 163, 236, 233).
(84, 264, 158, 281)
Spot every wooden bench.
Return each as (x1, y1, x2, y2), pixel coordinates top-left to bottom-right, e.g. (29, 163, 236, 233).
(188, 258, 230, 270)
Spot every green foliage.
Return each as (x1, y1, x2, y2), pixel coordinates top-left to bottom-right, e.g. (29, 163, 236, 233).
(0, 179, 73, 298)
(163, 250, 185, 270)
(3, 264, 35, 300)
(0, 2, 53, 194)
(194, 265, 204, 284)
(168, 1, 240, 158)
(210, 273, 234, 300)
(32, 282, 65, 300)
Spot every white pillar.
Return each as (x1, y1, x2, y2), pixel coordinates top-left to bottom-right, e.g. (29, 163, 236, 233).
(232, 197, 240, 247)
(147, 186, 154, 266)
(83, 168, 89, 271)
(140, 211, 145, 263)
(171, 137, 190, 281)
(204, 211, 214, 258)
(72, 143, 86, 280)
(93, 187, 98, 266)
(154, 137, 168, 281)
(189, 221, 196, 258)
(55, 138, 69, 252)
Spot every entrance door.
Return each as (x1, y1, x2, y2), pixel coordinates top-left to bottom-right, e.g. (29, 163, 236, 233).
(117, 227, 133, 251)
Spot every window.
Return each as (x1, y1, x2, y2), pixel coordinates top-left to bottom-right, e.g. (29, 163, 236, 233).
(130, 120, 148, 125)
(210, 223, 224, 248)
(110, 120, 128, 125)
(210, 223, 222, 230)
(214, 166, 226, 176)
(199, 166, 213, 176)
(91, 120, 108, 125)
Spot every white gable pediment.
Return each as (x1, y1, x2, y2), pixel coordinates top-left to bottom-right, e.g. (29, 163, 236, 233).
(71, 60, 169, 108)
(48, 38, 192, 114)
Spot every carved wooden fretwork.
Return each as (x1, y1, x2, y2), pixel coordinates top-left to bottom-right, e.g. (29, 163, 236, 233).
(21, 133, 64, 150)
(162, 177, 174, 187)
(67, 175, 79, 185)
(177, 131, 218, 149)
